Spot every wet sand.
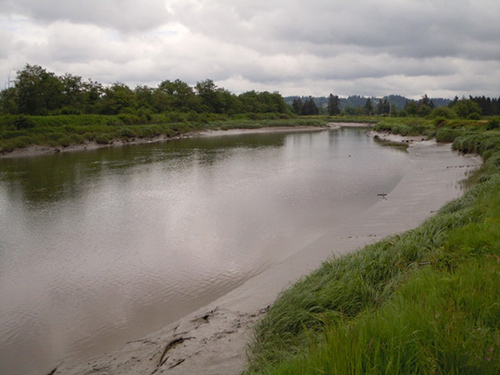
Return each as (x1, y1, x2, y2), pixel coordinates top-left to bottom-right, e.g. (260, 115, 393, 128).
(53, 129, 480, 375)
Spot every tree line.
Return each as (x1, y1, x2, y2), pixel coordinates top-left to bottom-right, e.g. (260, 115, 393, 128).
(287, 94, 500, 118)
(0, 64, 289, 117)
(2, 64, 499, 120)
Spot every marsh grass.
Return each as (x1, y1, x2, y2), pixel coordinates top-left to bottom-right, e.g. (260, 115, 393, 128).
(246, 139, 500, 374)
(264, 258, 500, 375)
(373, 118, 434, 137)
(0, 114, 326, 153)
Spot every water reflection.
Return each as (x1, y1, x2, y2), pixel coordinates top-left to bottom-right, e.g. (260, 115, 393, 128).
(0, 128, 411, 375)
(0, 133, 287, 207)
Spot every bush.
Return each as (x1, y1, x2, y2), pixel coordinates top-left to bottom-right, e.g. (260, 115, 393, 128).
(116, 127, 137, 139)
(117, 114, 143, 125)
(57, 106, 83, 115)
(436, 128, 463, 143)
(14, 116, 36, 130)
(468, 112, 481, 120)
(433, 116, 448, 127)
(45, 132, 65, 142)
(12, 136, 32, 148)
(1, 130, 27, 140)
(430, 107, 457, 119)
(94, 134, 112, 144)
(487, 117, 500, 131)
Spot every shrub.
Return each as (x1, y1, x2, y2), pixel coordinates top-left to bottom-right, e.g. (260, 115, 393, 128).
(94, 134, 112, 144)
(430, 107, 457, 119)
(69, 134, 84, 144)
(433, 116, 448, 127)
(1, 130, 27, 140)
(116, 127, 137, 139)
(14, 116, 36, 130)
(57, 106, 83, 115)
(45, 132, 65, 142)
(117, 114, 143, 125)
(12, 136, 32, 148)
(487, 117, 500, 131)
(435, 128, 463, 143)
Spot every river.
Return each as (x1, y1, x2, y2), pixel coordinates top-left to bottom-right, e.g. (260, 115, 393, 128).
(1, 127, 437, 374)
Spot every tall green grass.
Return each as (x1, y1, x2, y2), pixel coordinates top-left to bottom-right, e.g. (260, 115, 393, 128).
(264, 257, 500, 375)
(246, 130, 500, 374)
(374, 118, 434, 136)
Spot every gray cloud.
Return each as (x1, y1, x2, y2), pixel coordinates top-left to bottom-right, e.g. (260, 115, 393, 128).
(168, 0, 499, 60)
(0, 0, 499, 98)
(0, 0, 170, 32)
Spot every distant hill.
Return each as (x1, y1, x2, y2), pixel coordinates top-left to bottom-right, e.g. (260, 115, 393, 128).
(284, 95, 452, 110)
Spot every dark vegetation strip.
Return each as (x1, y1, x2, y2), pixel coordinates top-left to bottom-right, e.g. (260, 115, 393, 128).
(245, 118, 500, 375)
(0, 114, 326, 154)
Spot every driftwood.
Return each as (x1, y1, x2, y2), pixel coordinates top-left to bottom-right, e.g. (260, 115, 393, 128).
(157, 337, 194, 367)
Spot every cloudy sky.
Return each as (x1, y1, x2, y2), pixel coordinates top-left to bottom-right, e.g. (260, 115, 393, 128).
(0, 0, 499, 99)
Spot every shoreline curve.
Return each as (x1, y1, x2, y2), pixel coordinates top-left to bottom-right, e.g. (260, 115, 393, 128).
(57, 128, 481, 375)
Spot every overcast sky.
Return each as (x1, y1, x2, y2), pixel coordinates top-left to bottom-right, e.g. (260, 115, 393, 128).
(1, 0, 499, 99)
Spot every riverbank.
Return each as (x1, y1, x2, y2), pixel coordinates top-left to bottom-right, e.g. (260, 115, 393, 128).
(0, 114, 330, 157)
(55, 130, 480, 375)
(0, 125, 329, 159)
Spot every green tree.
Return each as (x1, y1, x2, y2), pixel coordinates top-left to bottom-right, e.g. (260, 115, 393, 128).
(452, 98, 482, 118)
(390, 104, 397, 116)
(327, 94, 341, 115)
(344, 106, 364, 115)
(238, 91, 261, 113)
(100, 82, 136, 115)
(292, 98, 303, 114)
(364, 98, 373, 115)
(375, 98, 390, 115)
(418, 94, 435, 109)
(404, 100, 418, 116)
(15, 64, 64, 115)
(195, 79, 236, 113)
(134, 85, 155, 112)
(195, 79, 219, 112)
(301, 97, 319, 115)
(81, 79, 104, 114)
(259, 91, 288, 113)
(158, 79, 199, 112)
(239, 91, 288, 114)
(0, 87, 18, 114)
(60, 73, 85, 113)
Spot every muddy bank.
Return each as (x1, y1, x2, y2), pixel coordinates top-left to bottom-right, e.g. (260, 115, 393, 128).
(0, 126, 326, 159)
(55, 132, 481, 375)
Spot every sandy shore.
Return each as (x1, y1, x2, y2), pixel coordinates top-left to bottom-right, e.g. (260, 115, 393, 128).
(53, 127, 480, 375)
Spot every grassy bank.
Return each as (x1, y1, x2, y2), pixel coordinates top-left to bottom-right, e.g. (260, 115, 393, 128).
(0, 113, 327, 154)
(245, 121, 500, 374)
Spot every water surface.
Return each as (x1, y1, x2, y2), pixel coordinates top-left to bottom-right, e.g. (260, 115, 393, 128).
(0, 128, 411, 374)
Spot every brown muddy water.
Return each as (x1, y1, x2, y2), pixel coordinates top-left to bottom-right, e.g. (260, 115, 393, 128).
(0, 128, 447, 374)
